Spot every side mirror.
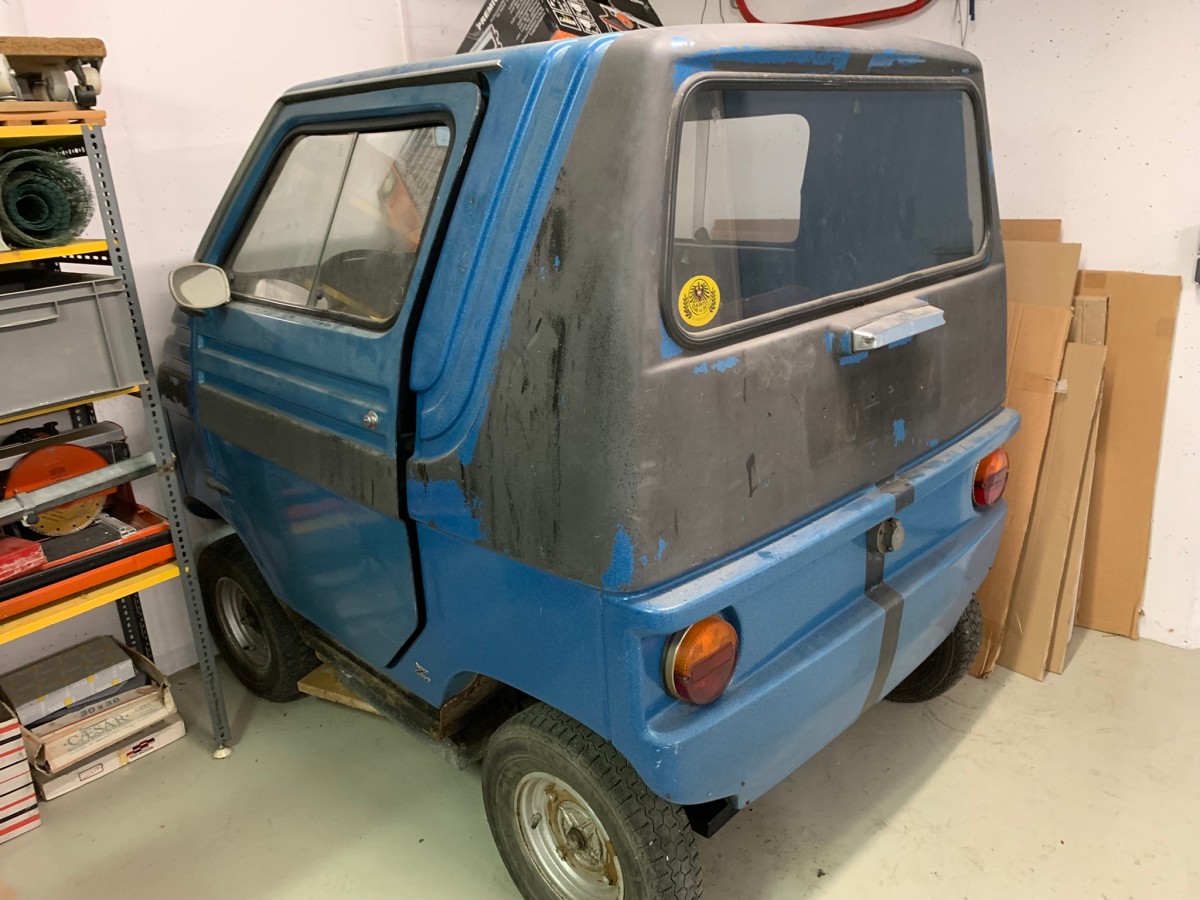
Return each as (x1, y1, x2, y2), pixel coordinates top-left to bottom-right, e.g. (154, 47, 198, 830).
(169, 263, 230, 312)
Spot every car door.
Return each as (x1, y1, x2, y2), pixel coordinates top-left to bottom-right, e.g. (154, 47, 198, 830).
(191, 81, 480, 669)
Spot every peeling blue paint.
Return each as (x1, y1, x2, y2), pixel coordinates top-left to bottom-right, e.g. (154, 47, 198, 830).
(867, 51, 926, 70)
(538, 266, 546, 280)
(929, 438, 940, 448)
(639, 554, 649, 567)
(656, 538, 668, 562)
(839, 351, 868, 366)
(824, 332, 834, 353)
(602, 525, 635, 591)
(660, 323, 683, 360)
(553, 254, 561, 271)
(409, 479, 483, 542)
(887, 336, 913, 349)
(839, 332, 853, 354)
(694, 355, 739, 374)
(893, 418, 907, 446)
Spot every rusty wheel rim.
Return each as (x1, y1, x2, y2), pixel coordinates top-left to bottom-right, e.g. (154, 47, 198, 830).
(514, 771, 623, 900)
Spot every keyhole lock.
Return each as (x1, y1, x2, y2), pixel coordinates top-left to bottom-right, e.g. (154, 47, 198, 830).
(874, 517, 905, 554)
(362, 410, 379, 431)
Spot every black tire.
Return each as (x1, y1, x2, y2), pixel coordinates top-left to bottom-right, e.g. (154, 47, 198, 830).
(483, 703, 702, 900)
(887, 595, 982, 703)
(198, 536, 317, 703)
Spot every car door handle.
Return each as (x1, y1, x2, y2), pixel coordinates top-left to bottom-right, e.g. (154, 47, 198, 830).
(851, 302, 945, 351)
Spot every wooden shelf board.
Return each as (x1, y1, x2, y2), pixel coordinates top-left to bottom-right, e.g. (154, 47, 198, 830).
(0, 238, 108, 265)
(0, 562, 180, 645)
(0, 384, 142, 427)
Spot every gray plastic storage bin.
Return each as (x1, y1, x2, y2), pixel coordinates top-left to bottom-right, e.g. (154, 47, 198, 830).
(0, 272, 143, 421)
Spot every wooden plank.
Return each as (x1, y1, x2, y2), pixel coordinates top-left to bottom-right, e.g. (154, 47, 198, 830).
(0, 108, 104, 127)
(0, 37, 107, 60)
(298, 663, 380, 715)
(0, 563, 179, 645)
(0, 102, 80, 113)
(1047, 390, 1102, 674)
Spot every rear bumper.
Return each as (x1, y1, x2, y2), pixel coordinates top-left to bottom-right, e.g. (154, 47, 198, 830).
(601, 407, 1018, 807)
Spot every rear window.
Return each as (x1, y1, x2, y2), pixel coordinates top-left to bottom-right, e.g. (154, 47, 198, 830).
(670, 86, 985, 337)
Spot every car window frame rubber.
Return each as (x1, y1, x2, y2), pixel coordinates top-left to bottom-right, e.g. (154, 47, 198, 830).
(660, 72, 995, 351)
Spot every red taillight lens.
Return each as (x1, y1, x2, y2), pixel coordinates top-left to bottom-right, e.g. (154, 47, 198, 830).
(662, 616, 739, 705)
(973, 449, 1010, 507)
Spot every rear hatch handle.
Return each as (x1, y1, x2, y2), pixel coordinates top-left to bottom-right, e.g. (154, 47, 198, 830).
(851, 301, 945, 351)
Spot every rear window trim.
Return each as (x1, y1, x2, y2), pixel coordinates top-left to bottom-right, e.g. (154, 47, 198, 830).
(219, 112, 456, 332)
(660, 72, 994, 350)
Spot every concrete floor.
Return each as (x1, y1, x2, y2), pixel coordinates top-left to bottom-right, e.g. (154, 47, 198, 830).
(2, 629, 1197, 899)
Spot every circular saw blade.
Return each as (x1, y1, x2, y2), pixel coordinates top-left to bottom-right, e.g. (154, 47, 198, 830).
(26, 494, 105, 535)
(3, 444, 110, 536)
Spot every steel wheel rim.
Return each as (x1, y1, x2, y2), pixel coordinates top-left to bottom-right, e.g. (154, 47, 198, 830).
(214, 576, 271, 674)
(514, 771, 623, 900)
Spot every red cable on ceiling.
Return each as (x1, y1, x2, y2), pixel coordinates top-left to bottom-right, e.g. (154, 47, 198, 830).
(732, 0, 936, 27)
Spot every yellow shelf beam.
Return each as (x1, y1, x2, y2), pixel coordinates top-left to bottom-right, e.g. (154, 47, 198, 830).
(0, 123, 85, 141)
(0, 563, 180, 645)
(0, 383, 142, 427)
(0, 238, 108, 266)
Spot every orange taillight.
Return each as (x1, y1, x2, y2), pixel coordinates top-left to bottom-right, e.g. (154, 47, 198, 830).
(662, 616, 739, 705)
(974, 449, 1010, 507)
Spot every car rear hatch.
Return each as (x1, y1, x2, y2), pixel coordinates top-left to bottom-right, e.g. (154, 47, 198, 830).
(626, 59, 1006, 590)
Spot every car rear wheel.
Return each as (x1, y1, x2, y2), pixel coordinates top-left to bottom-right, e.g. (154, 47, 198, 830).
(887, 595, 982, 703)
(483, 703, 702, 900)
(199, 536, 317, 703)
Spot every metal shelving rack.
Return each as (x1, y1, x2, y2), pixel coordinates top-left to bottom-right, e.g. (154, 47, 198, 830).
(0, 120, 231, 756)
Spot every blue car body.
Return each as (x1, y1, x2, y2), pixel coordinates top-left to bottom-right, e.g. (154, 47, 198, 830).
(163, 25, 1015, 811)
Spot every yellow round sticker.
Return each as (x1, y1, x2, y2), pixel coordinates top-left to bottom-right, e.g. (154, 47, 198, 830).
(678, 275, 721, 328)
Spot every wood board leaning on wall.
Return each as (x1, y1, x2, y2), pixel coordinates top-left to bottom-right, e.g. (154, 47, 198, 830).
(971, 219, 1181, 680)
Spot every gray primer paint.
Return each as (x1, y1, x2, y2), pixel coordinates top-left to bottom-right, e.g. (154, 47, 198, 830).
(420, 28, 1005, 592)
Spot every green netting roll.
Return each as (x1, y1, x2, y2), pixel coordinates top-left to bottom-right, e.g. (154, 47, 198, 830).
(0, 149, 93, 249)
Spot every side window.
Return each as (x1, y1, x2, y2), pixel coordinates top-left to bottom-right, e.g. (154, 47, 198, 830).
(228, 134, 351, 308)
(227, 124, 451, 324)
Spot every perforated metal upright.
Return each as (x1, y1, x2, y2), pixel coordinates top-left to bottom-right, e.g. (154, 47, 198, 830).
(80, 124, 233, 755)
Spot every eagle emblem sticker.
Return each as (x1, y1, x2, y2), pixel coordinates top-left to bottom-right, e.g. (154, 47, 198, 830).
(678, 275, 720, 328)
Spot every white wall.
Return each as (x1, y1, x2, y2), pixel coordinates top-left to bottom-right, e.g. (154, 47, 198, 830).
(4, 0, 411, 673)
(407, 0, 1200, 647)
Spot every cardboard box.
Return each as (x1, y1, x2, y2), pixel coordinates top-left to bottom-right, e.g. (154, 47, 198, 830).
(0, 707, 40, 845)
(458, 0, 660, 54)
(971, 240, 1079, 676)
(21, 646, 175, 774)
(998, 342, 1105, 679)
(0, 635, 136, 725)
(1001, 219, 1062, 242)
(1075, 271, 1182, 637)
(35, 713, 186, 800)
